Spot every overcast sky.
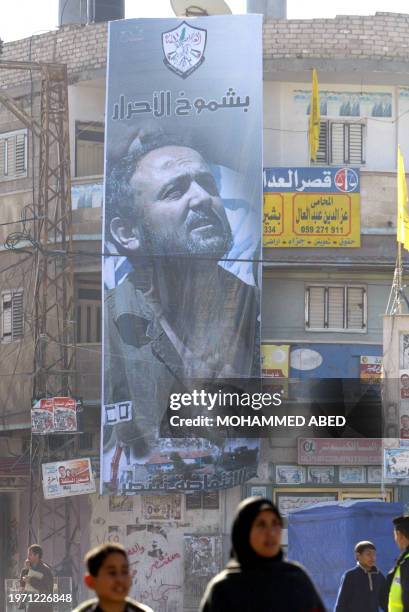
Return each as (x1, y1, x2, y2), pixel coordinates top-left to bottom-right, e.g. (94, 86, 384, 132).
(1, 0, 409, 42)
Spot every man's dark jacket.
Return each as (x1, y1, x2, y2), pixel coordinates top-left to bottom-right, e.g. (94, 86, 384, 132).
(20, 560, 54, 612)
(334, 564, 387, 612)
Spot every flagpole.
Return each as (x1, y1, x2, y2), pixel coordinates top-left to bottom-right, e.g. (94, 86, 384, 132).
(386, 248, 402, 315)
(387, 146, 407, 315)
(308, 68, 320, 167)
(398, 240, 403, 314)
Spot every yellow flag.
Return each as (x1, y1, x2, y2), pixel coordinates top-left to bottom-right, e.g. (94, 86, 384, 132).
(397, 145, 409, 251)
(309, 68, 320, 161)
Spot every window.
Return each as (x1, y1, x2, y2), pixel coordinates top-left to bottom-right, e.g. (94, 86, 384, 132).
(185, 490, 219, 510)
(76, 280, 101, 343)
(305, 285, 366, 331)
(21, 436, 31, 456)
(1, 290, 24, 341)
(75, 122, 104, 177)
(48, 435, 63, 451)
(0, 129, 28, 181)
(313, 121, 364, 165)
(79, 432, 94, 451)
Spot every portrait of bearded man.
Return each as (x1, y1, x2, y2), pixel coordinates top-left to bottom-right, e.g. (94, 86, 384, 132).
(103, 130, 260, 461)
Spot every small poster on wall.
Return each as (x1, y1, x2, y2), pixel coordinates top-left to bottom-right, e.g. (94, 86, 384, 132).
(276, 465, 306, 484)
(42, 458, 96, 499)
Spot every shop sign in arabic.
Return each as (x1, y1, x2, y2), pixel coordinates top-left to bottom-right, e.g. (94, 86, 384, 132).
(298, 438, 382, 465)
(263, 167, 360, 248)
(263, 168, 360, 194)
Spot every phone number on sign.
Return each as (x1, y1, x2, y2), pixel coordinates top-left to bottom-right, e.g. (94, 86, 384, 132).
(298, 226, 345, 234)
(9, 593, 72, 603)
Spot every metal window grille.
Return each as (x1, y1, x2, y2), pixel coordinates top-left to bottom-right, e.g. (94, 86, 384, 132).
(306, 285, 366, 331)
(313, 121, 364, 165)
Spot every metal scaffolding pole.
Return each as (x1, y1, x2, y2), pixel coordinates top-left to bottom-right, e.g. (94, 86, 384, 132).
(0, 60, 79, 597)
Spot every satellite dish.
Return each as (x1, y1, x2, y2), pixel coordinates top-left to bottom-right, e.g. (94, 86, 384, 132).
(170, 0, 232, 16)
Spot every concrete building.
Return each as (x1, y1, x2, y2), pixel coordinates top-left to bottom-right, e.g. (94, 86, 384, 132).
(1, 9, 409, 611)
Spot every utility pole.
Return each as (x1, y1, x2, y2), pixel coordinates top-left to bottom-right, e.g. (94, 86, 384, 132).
(0, 60, 79, 594)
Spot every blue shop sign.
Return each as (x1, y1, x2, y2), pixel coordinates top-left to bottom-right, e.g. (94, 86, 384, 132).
(263, 167, 360, 194)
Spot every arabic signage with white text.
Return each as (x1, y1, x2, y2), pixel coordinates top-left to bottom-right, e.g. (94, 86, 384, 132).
(298, 438, 382, 465)
(263, 167, 360, 248)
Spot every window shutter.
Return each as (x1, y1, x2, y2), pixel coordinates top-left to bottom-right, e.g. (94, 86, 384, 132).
(315, 121, 328, 164)
(96, 305, 101, 343)
(307, 286, 325, 328)
(0, 139, 6, 178)
(327, 287, 344, 329)
(347, 287, 365, 329)
(7, 136, 16, 177)
(76, 122, 104, 178)
(76, 140, 104, 178)
(314, 122, 365, 166)
(2, 293, 12, 339)
(348, 124, 364, 165)
(306, 285, 366, 332)
(12, 291, 24, 339)
(76, 282, 102, 343)
(2, 291, 23, 341)
(15, 132, 27, 175)
(330, 123, 345, 164)
(0, 130, 27, 181)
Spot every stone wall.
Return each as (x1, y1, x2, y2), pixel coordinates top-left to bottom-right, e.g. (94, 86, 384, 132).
(0, 23, 107, 89)
(3, 12, 409, 90)
(263, 12, 409, 60)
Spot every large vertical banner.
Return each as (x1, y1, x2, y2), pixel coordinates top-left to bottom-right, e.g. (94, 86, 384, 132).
(102, 16, 262, 493)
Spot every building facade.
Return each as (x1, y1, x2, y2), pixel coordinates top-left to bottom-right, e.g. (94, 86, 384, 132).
(1, 10, 409, 611)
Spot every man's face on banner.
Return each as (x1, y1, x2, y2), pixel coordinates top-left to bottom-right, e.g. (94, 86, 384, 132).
(125, 146, 233, 257)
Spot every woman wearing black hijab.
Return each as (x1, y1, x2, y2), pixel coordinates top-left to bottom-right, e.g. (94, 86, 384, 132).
(199, 497, 326, 612)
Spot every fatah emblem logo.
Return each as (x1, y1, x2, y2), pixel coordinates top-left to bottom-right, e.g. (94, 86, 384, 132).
(162, 21, 207, 78)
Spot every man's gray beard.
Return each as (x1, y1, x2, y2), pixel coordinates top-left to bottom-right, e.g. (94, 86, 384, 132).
(137, 221, 234, 258)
